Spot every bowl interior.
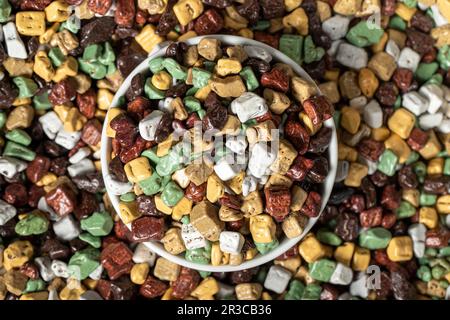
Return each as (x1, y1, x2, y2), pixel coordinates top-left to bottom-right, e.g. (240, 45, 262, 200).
(101, 35, 338, 272)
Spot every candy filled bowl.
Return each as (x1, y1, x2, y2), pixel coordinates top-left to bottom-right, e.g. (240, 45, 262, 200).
(101, 35, 337, 272)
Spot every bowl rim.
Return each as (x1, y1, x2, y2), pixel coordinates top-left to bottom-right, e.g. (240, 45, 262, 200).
(101, 34, 338, 272)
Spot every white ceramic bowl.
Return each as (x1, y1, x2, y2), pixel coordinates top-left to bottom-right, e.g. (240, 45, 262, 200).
(101, 35, 337, 272)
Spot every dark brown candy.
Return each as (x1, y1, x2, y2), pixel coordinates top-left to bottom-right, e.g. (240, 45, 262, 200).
(381, 212, 397, 229)
(80, 17, 116, 48)
(308, 127, 332, 154)
(245, 58, 271, 75)
(254, 32, 280, 48)
(28, 185, 45, 208)
(140, 276, 168, 299)
(115, 0, 135, 27)
(48, 78, 77, 105)
(360, 207, 383, 228)
(406, 28, 435, 56)
(407, 128, 428, 151)
(264, 187, 291, 222)
(49, 157, 69, 176)
(361, 177, 377, 208)
(284, 116, 310, 154)
(127, 96, 151, 122)
(109, 156, 128, 182)
(20, 0, 52, 10)
(260, 0, 285, 19)
(3, 183, 28, 207)
(171, 267, 201, 299)
(131, 216, 165, 242)
(335, 212, 359, 241)
(287, 155, 314, 181)
(376, 82, 398, 107)
(44, 140, 68, 157)
(390, 268, 417, 300)
(358, 139, 385, 162)
(136, 195, 163, 216)
(72, 172, 104, 193)
(300, 191, 321, 218)
(237, 0, 260, 24)
(73, 190, 99, 220)
(381, 0, 396, 15)
(44, 184, 77, 217)
(26, 155, 51, 184)
(114, 220, 133, 242)
(19, 262, 39, 280)
(307, 156, 329, 183)
(320, 284, 339, 300)
(194, 9, 224, 35)
(154, 112, 174, 143)
(88, 0, 113, 15)
(370, 170, 390, 188)
(229, 268, 257, 284)
(202, 0, 232, 8)
(381, 184, 401, 210)
(0, 78, 19, 109)
(202, 104, 227, 131)
(119, 136, 151, 163)
(165, 42, 187, 64)
(76, 88, 96, 119)
(392, 68, 414, 93)
(302, 95, 334, 128)
(261, 68, 289, 93)
(328, 186, 354, 205)
(423, 175, 450, 195)
(156, 1, 178, 36)
(185, 182, 206, 203)
(425, 228, 450, 248)
(397, 165, 418, 189)
(125, 74, 144, 102)
(110, 277, 137, 300)
(166, 82, 189, 98)
(42, 238, 71, 260)
(219, 193, 242, 211)
(117, 40, 147, 77)
(101, 242, 134, 280)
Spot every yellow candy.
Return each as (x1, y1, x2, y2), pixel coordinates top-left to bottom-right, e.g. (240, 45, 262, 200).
(161, 288, 174, 300)
(341, 107, 361, 134)
(282, 214, 306, 239)
(216, 58, 242, 77)
(106, 108, 124, 138)
(371, 32, 388, 53)
(39, 23, 60, 44)
(352, 246, 370, 271)
(153, 257, 180, 282)
(285, 0, 302, 11)
(5, 105, 34, 131)
(34, 51, 55, 82)
(155, 195, 173, 215)
(172, 197, 193, 221)
(72, 73, 92, 94)
(338, 143, 358, 162)
(45, 1, 70, 22)
(3, 58, 33, 77)
(298, 234, 328, 263)
(387, 108, 416, 139)
(344, 162, 368, 187)
(194, 84, 212, 101)
(334, 242, 356, 267)
(318, 82, 340, 104)
(119, 201, 142, 224)
(211, 242, 227, 266)
(237, 28, 253, 39)
(162, 228, 186, 255)
(156, 134, 175, 157)
(334, 0, 362, 15)
(20, 291, 49, 300)
(274, 256, 301, 274)
(395, 3, 417, 21)
(262, 292, 273, 300)
(36, 173, 57, 187)
(371, 127, 391, 141)
(249, 214, 276, 243)
(235, 283, 263, 300)
(419, 130, 441, 160)
(241, 191, 264, 217)
(52, 56, 79, 83)
(3, 241, 34, 271)
(97, 89, 114, 111)
(130, 263, 150, 285)
(191, 277, 219, 300)
(152, 71, 172, 90)
(436, 195, 450, 214)
(387, 236, 413, 262)
(173, 0, 204, 26)
(206, 174, 225, 203)
(324, 69, 340, 81)
(245, 248, 257, 261)
(124, 157, 152, 183)
(178, 31, 197, 41)
(384, 133, 411, 164)
(419, 207, 438, 229)
(63, 107, 87, 132)
(317, 0, 332, 21)
(358, 68, 379, 98)
(16, 11, 46, 36)
(12, 97, 32, 107)
(282, 8, 309, 35)
(437, 0, 450, 25)
(59, 279, 86, 300)
(403, 189, 419, 207)
(427, 158, 444, 175)
(135, 24, 164, 53)
(290, 185, 308, 212)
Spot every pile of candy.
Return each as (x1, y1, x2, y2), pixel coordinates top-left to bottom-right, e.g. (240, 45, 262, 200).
(105, 39, 334, 266)
(0, 0, 449, 300)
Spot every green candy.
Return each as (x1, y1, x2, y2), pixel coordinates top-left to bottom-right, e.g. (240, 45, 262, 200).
(83, 44, 102, 62)
(437, 45, 450, 71)
(203, 61, 216, 73)
(413, 161, 427, 182)
(33, 91, 52, 110)
(13, 77, 38, 98)
(256, 267, 268, 284)
(3, 141, 36, 161)
(14, 213, 49, 236)
(0, 0, 11, 22)
(279, 34, 303, 65)
(255, 239, 279, 254)
(161, 181, 184, 207)
(438, 247, 450, 257)
(192, 68, 212, 88)
(181, 216, 190, 225)
(98, 42, 116, 66)
(106, 62, 117, 75)
(377, 149, 398, 176)
(309, 259, 336, 282)
(333, 110, 341, 127)
(389, 15, 407, 30)
(420, 192, 437, 206)
(186, 86, 199, 96)
(60, 15, 80, 34)
(25, 279, 46, 293)
(402, 0, 417, 7)
(432, 265, 446, 280)
(144, 78, 165, 99)
(239, 66, 259, 91)
(359, 227, 392, 249)
(141, 148, 160, 165)
(346, 21, 384, 47)
(426, 247, 438, 257)
(78, 59, 107, 80)
(417, 265, 432, 282)
(252, 20, 270, 30)
(185, 242, 211, 264)
(303, 36, 325, 64)
(149, 57, 165, 74)
(284, 280, 305, 300)
(68, 247, 100, 280)
(199, 271, 212, 278)
(396, 201, 416, 219)
(5, 129, 31, 146)
(48, 47, 66, 67)
(156, 153, 182, 176)
(301, 284, 322, 300)
(425, 73, 443, 86)
(197, 108, 206, 119)
(120, 192, 136, 202)
(415, 62, 439, 82)
(80, 211, 114, 236)
(316, 229, 342, 246)
(394, 96, 402, 109)
(79, 233, 101, 248)
(184, 96, 202, 112)
(0, 113, 6, 129)
(162, 58, 187, 80)
(405, 151, 419, 165)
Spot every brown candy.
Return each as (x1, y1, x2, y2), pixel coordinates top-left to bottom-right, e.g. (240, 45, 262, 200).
(287, 155, 314, 181)
(260, 68, 289, 93)
(284, 115, 310, 155)
(194, 9, 224, 35)
(381, 184, 401, 210)
(81, 119, 102, 146)
(139, 276, 168, 299)
(115, 0, 136, 27)
(101, 242, 134, 280)
(20, 0, 52, 10)
(392, 68, 414, 93)
(185, 182, 206, 203)
(300, 191, 321, 218)
(88, 0, 113, 15)
(302, 95, 334, 128)
(48, 78, 77, 106)
(407, 128, 429, 151)
(76, 89, 96, 119)
(264, 187, 291, 222)
(131, 216, 165, 242)
(171, 267, 201, 299)
(26, 155, 51, 184)
(3, 183, 28, 207)
(358, 139, 385, 162)
(44, 184, 77, 217)
(360, 207, 383, 228)
(425, 228, 450, 248)
(334, 211, 359, 241)
(73, 190, 99, 220)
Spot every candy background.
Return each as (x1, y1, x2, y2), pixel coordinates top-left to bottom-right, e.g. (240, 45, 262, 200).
(0, 0, 449, 300)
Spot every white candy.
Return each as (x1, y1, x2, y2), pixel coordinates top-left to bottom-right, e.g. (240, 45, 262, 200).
(413, 241, 425, 258)
(385, 40, 400, 61)
(335, 160, 349, 182)
(430, 4, 448, 27)
(67, 158, 95, 177)
(216, 282, 235, 299)
(248, 142, 277, 179)
(219, 231, 245, 254)
(419, 84, 444, 114)
(438, 119, 450, 134)
(263, 265, 292, 294)
(225, 135, 247, 155)
(132, 243, 156, 266)
(350, 96, 368, 111)
(158, 97, 174, 113)
(2, 22, 27, 59)
(230, 92, 268, 123)
(80, 290, 103, 300)
(338, 292, 354, 300)
(327, 39, 343, 57)
(0, 24, 3, 42)
(51, 260, 70, 278)
(55, 129, 81, 150)
(0, 199, 16, 226)
(349, 273, 369, 299)
(358, 155, 378, 175)
(408, 223, 426, 242)
(398, 47, 421, 72)
(53, 215, 81, 241)
(89, 264, 104, 280)
(446, 286, 450, 300)
(242, 175, 257, 197)
(93, 148, 101, 160)
(39, 111, 63, 139)
(322, 15, 350, 40)
(419, 112, 443, 130)
(243, 45, 272, 63)
(104, 174, 133, 195)
(139, 110, 163, 141)
(0, 70, 4, 81)
(214, 158, 243, 181)
(363, 100, 383, 128)
(35, 257, 55, 282)
(0, 156, 27, 179)
(336, 43, 368, 70)
(330, 263, 353, 285)
(172, 168, 190, 189)
(444, 86, 450, 102)
(48, 289, 59, 300)
(69, 147, 91, 164)
(402, 91, 429, 116)
(38, 197, 59, 221)
(182, 223, 207, 250)
(446, 214, 450, 228)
